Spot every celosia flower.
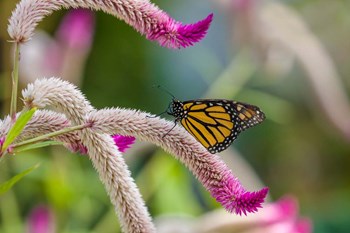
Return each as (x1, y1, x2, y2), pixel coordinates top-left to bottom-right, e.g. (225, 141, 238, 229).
(8, 0, 213, 49)
(22, 78, 155, 233)
(22, 78, 268, 217)
(0, 110, 135, 155)
(86, 106, 269, 215)
(212, 174, 268, 215)
(27, 205, 55, 233)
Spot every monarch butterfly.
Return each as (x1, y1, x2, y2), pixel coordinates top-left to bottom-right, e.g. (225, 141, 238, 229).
(166, 98, 265, 154)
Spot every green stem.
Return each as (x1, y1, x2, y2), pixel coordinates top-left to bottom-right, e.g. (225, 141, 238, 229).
(10, 43, 20, 121)
(10, 123, 88, 151)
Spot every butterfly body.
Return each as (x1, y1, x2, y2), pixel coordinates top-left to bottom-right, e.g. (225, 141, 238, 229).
(167, 99, 265, 154)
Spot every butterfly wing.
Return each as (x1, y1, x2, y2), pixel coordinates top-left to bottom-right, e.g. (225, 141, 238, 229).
(179, 99, 265, 153)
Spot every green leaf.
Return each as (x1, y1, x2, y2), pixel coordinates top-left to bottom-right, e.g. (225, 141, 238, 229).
(0, 164, 40, 195)
(12, 141, 63, 154)
(1, 107, 37, 152)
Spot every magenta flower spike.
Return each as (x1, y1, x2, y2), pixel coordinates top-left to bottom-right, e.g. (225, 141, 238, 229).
(0, 136, 5, 154)
(112, 135, 136, 153)
(147, 13, 214, 48)
(27, 205, 55, 233)
(212, 174, 268, 215)
(8, 0, 213, 49)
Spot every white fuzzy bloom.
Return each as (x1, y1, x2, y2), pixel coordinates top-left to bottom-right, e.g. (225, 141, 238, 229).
(7, 0, 152, 43)
(0, 115, 11, 139)
(22, 78, 155, 233)
(0, 110, 86, 153)
(8, 0, 213, 49)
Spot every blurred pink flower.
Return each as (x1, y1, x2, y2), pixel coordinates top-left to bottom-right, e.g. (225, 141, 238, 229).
(27, 205, 55, 233)
(57, 9, 94, 50)
(20, 9, 95, 85)
(157, 195, 312, 233)
(112, 135, 135, 153)
(250, 196, 312, 233)
(232, 0, 253, 10)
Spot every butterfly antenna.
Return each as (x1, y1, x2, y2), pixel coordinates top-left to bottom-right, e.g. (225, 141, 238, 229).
(146, 102, 172, 118)
(153, 85, 176, 99)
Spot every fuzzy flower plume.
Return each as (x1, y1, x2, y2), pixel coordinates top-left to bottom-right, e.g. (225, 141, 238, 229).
(6, 110, 87, 154)
(0, 110, 134, 154)
(8, 0, 213, 48)
(87, 109, 268, 215)
(22, 78, 155, 233)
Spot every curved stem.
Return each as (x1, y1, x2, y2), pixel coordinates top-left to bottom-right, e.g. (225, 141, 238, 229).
(10, 42, 20, 122)
(10, 123, 88, 150)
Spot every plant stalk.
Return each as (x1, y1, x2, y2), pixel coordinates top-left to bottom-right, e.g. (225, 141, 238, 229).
(10, 43, 20, 121)
(10, 123, 88, 151)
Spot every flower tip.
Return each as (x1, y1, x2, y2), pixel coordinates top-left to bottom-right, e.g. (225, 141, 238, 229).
(234, 187, 269, 216)
(149, 13, 214, 49)
(176, 13, 214, 49)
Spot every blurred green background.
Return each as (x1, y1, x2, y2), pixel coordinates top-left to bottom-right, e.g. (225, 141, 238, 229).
(1, 0, 350, 232)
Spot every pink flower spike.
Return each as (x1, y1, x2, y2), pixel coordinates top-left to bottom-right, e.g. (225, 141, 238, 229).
(8, 0, 212, 49)
(27, 205, 55, 233)
(0, 137, 5, 156)
(0, 137, 4, 149)
(233, 0, 254, 10)
(147, 13, 214, 49)
(57, 9, 95, 50)
(277, 196, 299, 218)
(211, 173, 268, 215)
(112, 135, 136, 153)
(295, 218, 313, 233)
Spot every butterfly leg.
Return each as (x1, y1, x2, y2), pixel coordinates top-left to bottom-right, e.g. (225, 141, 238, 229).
(162, 119, 178, 138)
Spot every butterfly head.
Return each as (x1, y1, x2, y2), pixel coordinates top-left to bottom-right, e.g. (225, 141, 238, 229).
(167, 99, 184, 119)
